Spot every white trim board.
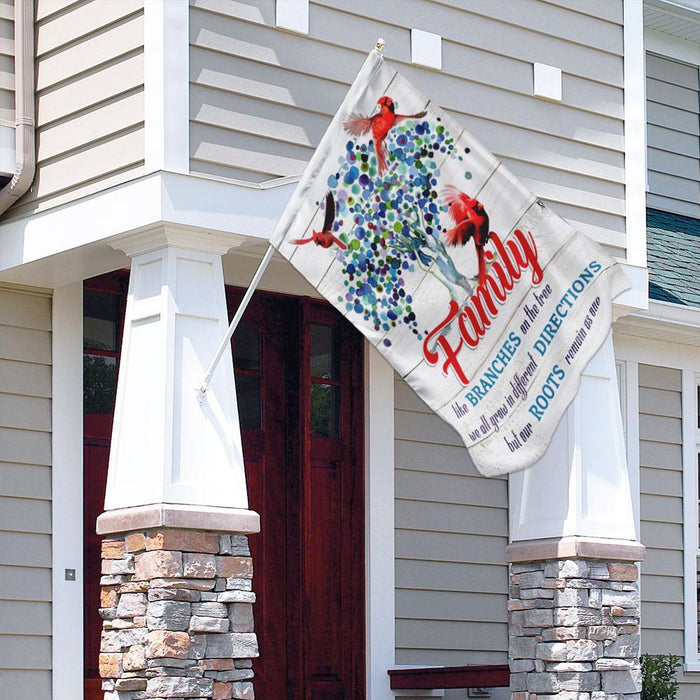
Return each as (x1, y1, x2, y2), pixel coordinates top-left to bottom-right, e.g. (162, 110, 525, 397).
(51, 283, 84, 699)
(645, 27, 700, 65)
(625, 360, 641, 539)
(365, 344, 396, 700)
(144, 0, 189, 174)
(614, 330, 700, 369)
(624, 0, 648, 268)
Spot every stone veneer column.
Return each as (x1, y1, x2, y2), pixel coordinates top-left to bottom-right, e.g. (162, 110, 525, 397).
(98, 526, 257, 700)
(507, 538, 645, 700)
(96, 227, 261, 697)
(508, 335, 645, 698)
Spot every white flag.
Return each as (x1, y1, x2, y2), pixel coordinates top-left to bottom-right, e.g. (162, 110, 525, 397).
(270, 49, 629, 476)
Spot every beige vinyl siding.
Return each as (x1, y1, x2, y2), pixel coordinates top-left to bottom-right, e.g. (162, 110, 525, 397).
(0, 286, 52, 698)
(6, 0, 145, 220)
(0, 0, 13, 127)
(394, 376, 508, 666)
(637, 364, 700, 699)
(638, 364, 683, 656)
(189, 0, 627, 256)
(646, 53, 700, 218)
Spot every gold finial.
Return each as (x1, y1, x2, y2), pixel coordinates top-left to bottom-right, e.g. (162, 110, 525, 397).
(375, 37, 386, 52)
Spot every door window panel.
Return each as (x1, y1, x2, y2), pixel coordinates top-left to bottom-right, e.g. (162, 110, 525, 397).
(83, 354, 118, 414)
(83, 289, 121, 414)
(84, 289, 119, 351)
(235, 374, 262, 431)
(310, 324, 341, 437)
(310, 383, 340, 438)
(234, 321, 263, 431)
(310, 324, 339, 379)
(234, 320, 262, 371)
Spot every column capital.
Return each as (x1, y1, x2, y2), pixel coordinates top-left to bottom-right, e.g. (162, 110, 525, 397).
(507, 536, 646, 564)
(110, 224, 246, 258)
(97, 504, 260, 535)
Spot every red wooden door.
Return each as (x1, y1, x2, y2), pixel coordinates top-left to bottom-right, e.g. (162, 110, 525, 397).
(230, 292, 366, 699)
(299, 300, 366, 699)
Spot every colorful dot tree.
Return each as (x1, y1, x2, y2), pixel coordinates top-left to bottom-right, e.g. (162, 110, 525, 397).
(325, 118, 473, 344)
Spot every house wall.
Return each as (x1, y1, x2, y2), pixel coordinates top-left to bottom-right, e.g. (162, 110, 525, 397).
(394, 375, 509, 666)
(0, 286, 52, 698)
(189, 0, 627, 257)
(6, 0, 145, 221)
(646, 52, 700, 219)
(637, 362, 700, 699)
(0, 0, 13, 128)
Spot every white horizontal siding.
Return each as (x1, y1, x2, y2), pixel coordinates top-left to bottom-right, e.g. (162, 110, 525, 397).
(394, 375, 508, 665)
(646, 53, 700, 218)
(189, 0, 627, 255)
(0, 564, 52, 602)
(7, 0, 145, 220)
(0, 287, 52, 697)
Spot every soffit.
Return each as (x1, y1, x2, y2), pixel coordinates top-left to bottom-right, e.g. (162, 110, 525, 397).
(645, 0, 700, 44)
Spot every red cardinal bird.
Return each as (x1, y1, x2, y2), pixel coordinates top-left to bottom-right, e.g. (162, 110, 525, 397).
(292, 191, 347, 250)
(442, 185, 491, 289)
(344, 96, 427, 175)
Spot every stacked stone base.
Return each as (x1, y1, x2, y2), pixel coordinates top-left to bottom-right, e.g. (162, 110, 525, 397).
(509, 558, 641, 699)
(99, 528, 257, 699)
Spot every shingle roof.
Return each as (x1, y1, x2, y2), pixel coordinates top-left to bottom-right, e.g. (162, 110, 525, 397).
(646, 208, 700, 308)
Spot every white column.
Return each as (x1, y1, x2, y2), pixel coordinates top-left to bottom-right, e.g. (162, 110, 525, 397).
(509, 333, 637, 545)
(365, 344, 396, 700)
(102, 227, 252, 519)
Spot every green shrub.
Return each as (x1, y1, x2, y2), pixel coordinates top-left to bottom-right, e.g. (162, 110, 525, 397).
(641, 654, 681, 700)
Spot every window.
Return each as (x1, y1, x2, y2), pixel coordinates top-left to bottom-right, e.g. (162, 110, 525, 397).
(233, 321, 263, 431)
(83, 288, 121, 415)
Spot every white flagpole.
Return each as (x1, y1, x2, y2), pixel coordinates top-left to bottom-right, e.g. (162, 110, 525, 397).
(197, 244, 275, 403)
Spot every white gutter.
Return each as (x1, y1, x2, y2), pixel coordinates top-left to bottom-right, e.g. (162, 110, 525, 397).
(0, 0, 35, 216)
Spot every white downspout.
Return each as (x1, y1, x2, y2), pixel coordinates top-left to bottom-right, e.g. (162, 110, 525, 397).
(0, 0, 35, 215)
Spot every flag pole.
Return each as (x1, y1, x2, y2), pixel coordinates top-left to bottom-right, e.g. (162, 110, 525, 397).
(197, 244, 275, 404)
